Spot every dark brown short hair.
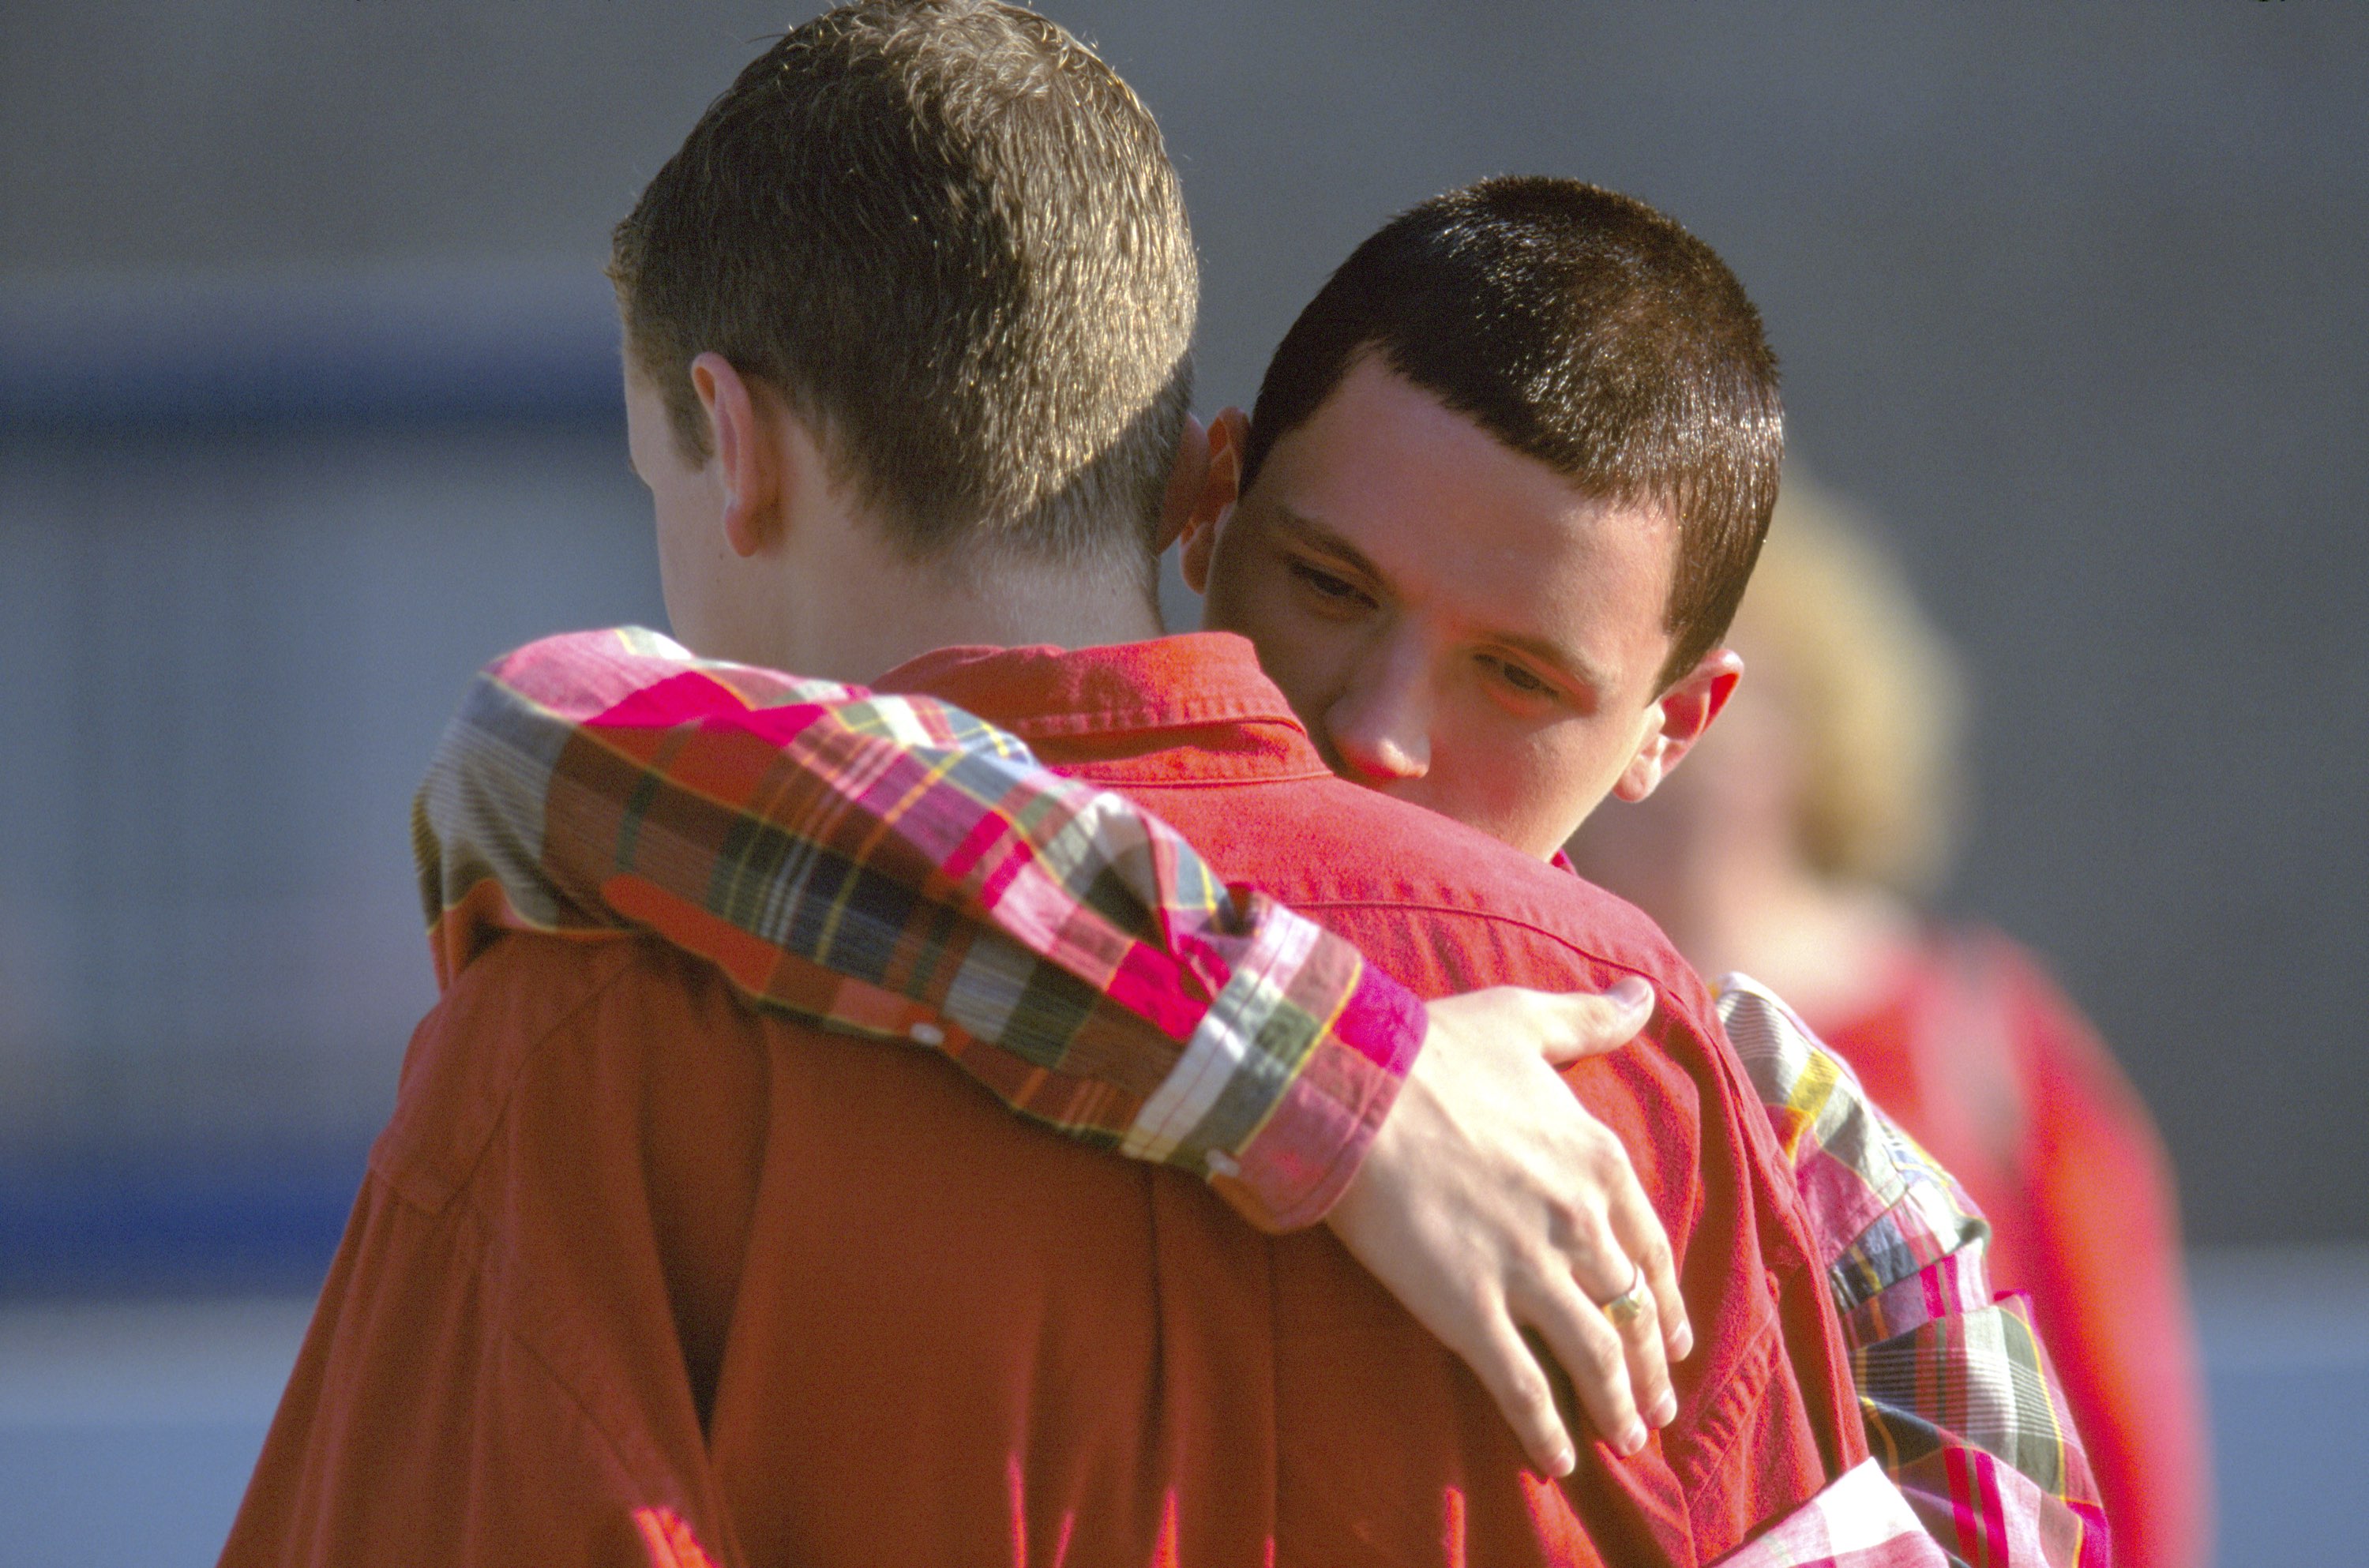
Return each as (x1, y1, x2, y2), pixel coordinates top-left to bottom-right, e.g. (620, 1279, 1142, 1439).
(1240, 178, 1782, 691)
(610, 0, 1197, 579)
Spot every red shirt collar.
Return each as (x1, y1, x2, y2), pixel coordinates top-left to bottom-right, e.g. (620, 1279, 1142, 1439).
(876, 632, 1331, 782)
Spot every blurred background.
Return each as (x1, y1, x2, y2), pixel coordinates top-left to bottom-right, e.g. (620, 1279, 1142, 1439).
(0, 2, 2361, 1562)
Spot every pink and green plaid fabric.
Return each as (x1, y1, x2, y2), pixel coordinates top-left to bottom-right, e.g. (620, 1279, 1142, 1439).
(417, 628, 2108, 1566)
(1713, 1457, 1949, 1568)
(1719, 977, 2108, 1568)
(413, 627, 1423, 1232)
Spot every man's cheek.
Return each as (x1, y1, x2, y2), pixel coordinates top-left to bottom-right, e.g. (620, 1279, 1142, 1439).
(1245, 606, 1343, 718)
(1521, 744, 1611, 857)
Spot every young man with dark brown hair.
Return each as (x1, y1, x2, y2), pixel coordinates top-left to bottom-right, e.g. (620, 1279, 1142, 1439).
(1187, 175, 1775, 861)
(227, 5, 2095, 1564)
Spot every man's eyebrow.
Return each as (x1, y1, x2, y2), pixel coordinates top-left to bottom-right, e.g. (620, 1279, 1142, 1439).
(1493, 628, 1614, 696)
(1271, 505, 1391, 585)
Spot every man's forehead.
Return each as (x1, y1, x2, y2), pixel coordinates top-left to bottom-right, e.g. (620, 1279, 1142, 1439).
(1252, 404, 1680, 697)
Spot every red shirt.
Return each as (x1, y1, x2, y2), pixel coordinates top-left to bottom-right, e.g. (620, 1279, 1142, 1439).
(226, 633, 1864, 1567)
(1814, 931, 2206, 1568)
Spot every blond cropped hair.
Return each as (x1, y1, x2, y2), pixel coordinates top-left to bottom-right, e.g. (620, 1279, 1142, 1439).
(611, 2, 1197, 580)
(1729, 479, 1968, 895)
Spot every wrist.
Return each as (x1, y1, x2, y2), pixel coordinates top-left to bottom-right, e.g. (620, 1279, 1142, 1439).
(1211, 959, 1428, 1232)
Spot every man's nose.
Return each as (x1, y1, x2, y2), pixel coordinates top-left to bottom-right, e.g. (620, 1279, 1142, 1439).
(1324, 642, 1431, 784)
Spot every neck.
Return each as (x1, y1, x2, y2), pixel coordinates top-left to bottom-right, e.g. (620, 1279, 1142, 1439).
(781, 529, 1166, 685)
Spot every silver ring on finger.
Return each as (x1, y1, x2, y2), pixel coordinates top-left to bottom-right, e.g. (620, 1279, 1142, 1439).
(1593, 1262, 1649, 1329)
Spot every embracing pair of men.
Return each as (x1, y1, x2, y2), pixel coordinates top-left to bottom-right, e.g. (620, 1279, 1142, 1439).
(227, 4, 2102, 1565)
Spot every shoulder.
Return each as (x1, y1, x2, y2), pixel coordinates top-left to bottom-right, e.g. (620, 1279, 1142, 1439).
(1163, 769, 1752, 1143)
(1216, 778, 1789, 1210)
(372, 935, 766, 1213)
(1960, 926, 2108, 1047)
(1953, 925, 2176, 1170)
(1231, 776, 1718, 1011)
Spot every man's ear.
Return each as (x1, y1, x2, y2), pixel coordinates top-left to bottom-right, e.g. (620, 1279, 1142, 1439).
(1156, 412, 1211, 555)
(1177, 407, 1247, 594)
(689, 352, 782, 558)
(1612, 647, 1745, 803)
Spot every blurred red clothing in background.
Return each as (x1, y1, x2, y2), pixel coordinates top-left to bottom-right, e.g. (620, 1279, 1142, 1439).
(1810, 928, 2209, 1568)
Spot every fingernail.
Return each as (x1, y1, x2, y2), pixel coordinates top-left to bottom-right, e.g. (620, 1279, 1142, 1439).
(1672, 1322, 1695, 1360)
(1620, 1422, 1649, 1456)
(1606, 976, 1653, 1013)
(1649, 1391, 1677, 1427)
(1549, 1444, 1575, 1478)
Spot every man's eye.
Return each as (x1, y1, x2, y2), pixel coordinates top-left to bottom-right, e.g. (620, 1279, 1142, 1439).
(1481, 655, 1554, 698)
(1290, 560, 1370, 606)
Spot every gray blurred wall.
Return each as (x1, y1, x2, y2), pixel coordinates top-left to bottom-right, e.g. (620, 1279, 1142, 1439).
(1, 2, 2363, 1245)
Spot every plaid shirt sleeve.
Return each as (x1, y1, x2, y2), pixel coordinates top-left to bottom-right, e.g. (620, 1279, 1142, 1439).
(1715, 975, 2112, 1568)
(411, 628, 1425, 1232)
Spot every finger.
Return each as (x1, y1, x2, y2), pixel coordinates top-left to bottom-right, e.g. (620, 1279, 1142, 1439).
(1533, 976, 1656, 1067)
(1605, 1166, 1692, 1364)
(1466, 1311, 1579, 1477)
(1515, 1272, 1648, 1457)
(1599, 1261, 1676, 1432)
(1559, 1205, 1676, 1431)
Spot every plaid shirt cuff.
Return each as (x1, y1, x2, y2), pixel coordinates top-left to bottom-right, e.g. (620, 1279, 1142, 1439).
(1206, 946, 1427, 1231)
(1710, 1457, 1950, 1568)
(1716, 975, 2108, 1568)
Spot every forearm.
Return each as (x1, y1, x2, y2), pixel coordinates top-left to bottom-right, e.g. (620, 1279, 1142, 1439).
(414, 628, 1422, 1229)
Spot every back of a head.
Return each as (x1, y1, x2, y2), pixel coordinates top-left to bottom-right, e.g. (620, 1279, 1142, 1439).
(610, 0, 1196, 584)
(1733, 481, 1968, 896)
(1241, 178, 1781, 692)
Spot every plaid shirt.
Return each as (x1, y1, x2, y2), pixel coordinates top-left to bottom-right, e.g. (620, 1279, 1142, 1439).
(417, 629, 2106, 1567)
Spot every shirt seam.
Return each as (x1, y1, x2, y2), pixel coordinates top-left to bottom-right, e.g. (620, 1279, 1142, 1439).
(494, 1314, 655, 1505)
(1263, 895, 1698, 1011)
(1275, 894, 1660, 948)
(1064, 762, 1338, 788)
(374, 938, 647, 1218)
(1678, 1301, 1783, 1536)
(464, 1187, 699, 1549)
(994, 701, 1308, 740)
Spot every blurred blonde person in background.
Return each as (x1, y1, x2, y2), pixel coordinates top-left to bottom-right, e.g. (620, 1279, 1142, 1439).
(1567, 481, 2211, 1567)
